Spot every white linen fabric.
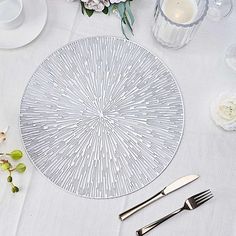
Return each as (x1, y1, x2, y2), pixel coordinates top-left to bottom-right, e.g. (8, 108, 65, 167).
(0, 0, 236, 235)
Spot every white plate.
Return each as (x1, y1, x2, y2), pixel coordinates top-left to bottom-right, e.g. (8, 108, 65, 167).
(20, 37, 184, 198)
(0, 0, 47, 49)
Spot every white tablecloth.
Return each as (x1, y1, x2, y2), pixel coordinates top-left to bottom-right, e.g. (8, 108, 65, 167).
(0, 0, 236, 235)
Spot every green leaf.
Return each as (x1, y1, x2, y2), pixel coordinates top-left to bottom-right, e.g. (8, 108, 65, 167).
(16, 163, 26, 173)
(85, 8, 94, 17)
(102, 7, 108, 14)
(80, 2, 85, 15)
(120, 20, 129, 40)
(124, 14, 133, 35)
(125, 2, 134, 25)
(108, 5, 115, 14)
(117, 2, 125, 19)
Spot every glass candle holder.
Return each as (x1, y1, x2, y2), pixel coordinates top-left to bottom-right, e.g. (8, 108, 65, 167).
(152, 0, 209, 49)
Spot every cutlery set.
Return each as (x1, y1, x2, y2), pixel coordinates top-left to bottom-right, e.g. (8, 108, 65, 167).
(119, 175, 213, 235)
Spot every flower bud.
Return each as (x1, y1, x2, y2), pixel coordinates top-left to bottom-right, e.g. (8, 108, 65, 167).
(9, 150, 23, 160)
(7, 176, 12, 182)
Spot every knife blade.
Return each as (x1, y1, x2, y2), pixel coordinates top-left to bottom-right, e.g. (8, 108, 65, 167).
(163, 174, 199, 195)
(119, 174, 199, 221)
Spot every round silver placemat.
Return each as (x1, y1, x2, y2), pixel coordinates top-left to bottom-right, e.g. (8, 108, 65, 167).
(20, 36, 184, 199)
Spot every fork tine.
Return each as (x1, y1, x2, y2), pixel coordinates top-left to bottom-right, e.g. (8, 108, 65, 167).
(195, 192, 212, 202)
(193, 189, 210, 200)
(196, 193, 213, 203)
(196, 195, 214, 207)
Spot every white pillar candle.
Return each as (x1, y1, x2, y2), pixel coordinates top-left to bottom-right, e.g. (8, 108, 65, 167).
(162, 0, 198, 24)
(153, 0, 208, 48)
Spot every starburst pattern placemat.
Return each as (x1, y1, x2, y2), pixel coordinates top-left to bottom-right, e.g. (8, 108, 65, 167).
(20, 37, 184, 198)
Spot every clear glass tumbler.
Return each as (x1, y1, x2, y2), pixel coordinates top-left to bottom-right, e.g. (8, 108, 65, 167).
(152, 0, 209, 49)
(208, 0, 233, 21)
(225, 44, 236, 72)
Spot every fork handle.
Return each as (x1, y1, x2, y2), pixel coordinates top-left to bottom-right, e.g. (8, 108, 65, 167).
(136, 207, 184, 236)
(119, 190, 164, 221)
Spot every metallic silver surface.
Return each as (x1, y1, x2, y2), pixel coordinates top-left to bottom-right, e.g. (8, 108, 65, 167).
(136, 190, 213, 236)
(163, 174, 199, 195)
(119, 175, 199, 220)
(20, 36, 184, 199)
(119, 190, 164, 221)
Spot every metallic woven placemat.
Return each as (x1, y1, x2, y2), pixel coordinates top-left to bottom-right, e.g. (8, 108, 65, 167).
(20, 36, 184, 198)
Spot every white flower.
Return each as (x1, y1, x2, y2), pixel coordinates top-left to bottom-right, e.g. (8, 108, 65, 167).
(81, 0, 110, 12)
(211, 92, 236, 131)
(110, 0, 127, 3)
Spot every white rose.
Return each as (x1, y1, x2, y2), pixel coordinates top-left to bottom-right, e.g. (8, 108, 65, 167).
(81, 0, 110, 12)
(110, 0, 127, 3)
(211, 92, 236, 131)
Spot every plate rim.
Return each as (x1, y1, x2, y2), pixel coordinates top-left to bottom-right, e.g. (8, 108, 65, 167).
(0, 0, 48, 49)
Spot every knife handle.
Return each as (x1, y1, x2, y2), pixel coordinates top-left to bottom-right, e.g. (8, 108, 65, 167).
(119, 190, 164, 221)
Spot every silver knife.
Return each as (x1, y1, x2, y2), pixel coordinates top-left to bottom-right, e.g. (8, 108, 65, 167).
(119, 174, 199, 221)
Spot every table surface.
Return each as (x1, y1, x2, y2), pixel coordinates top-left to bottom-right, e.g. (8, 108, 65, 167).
(0, 0, 236, 235)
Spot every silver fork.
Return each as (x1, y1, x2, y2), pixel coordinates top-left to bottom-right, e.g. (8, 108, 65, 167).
(136, 189, 213, 236)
